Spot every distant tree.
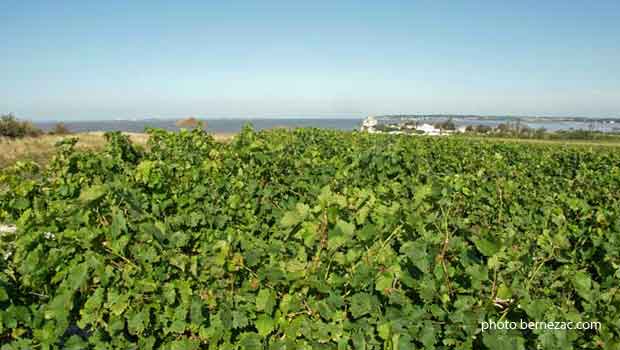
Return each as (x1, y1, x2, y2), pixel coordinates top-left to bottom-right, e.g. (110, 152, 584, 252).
(442, 118, 456, 130)
(516, 119, 522, 133)
(519, 125, 531, 135)
(476, 125, 492, 133)
(0, 114, 42, 138)
(434, 118, 456, 131)
(375, 124, 390, 132)
(49, 122, 71, 135)
(496, 123, 512, 133)
(375, 123, 399, 132)
(534, 128, 547, 139)
(176, 117, 206, 129)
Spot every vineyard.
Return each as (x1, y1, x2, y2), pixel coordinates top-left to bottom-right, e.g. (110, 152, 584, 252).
(1, 127, 619, 349)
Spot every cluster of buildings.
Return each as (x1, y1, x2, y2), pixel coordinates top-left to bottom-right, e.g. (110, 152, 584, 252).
(360, 116, 466, 136)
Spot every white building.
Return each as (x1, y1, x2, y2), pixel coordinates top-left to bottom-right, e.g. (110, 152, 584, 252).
(415, 123, 442, 136)
(360, 116, 378, 133)
(360, 117, 458, 136)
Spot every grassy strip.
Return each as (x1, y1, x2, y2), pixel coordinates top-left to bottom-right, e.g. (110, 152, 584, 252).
(0, 132, 235, 168)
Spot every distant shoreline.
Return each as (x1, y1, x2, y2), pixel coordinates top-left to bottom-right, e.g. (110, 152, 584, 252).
(31, 118, 363, 134)
(374, 114, 620, 123)
(26, 115, 620, 135)
(27, 116, 365, 124)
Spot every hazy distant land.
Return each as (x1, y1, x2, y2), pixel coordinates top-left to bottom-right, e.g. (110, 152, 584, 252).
(31, 115, 620, 134)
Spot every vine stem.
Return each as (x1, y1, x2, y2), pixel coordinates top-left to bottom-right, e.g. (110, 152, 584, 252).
(103, 247, 137, 268)
(526, 257, 551, 290)
(435, 206, 453, 297)
(311, 208, 329, 272)
(240, 263, 279, 295)
(490, 268, 498, 300)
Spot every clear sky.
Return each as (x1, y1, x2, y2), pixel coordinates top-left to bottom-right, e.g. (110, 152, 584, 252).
(2, 0, 619, 120)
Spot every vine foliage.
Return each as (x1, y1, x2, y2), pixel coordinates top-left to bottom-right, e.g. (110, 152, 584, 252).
(1, 127, 619, 349)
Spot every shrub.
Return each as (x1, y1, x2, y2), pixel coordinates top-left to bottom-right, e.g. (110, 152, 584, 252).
(175, 117, 206, 129)
(434, 118, 456, 130)
(49, 122, 71, 135)
(475, 125, 492, 133)
(0, 114, 42, 138)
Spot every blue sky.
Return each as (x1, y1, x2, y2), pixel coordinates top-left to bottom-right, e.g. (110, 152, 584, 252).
(1, 0, 619, 120)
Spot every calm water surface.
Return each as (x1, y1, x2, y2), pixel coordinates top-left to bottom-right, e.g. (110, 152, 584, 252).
(35, 117, 619, 133)
(36, 118, 363, 133)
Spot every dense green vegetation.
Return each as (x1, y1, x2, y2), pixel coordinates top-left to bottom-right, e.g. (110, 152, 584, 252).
(1, 127, 619, 349)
